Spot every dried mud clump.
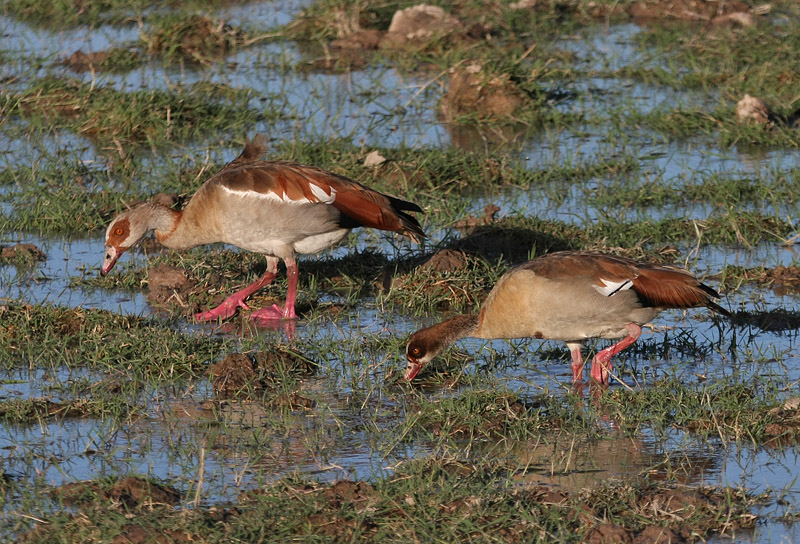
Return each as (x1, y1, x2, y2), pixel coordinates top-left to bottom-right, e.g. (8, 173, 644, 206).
(763, 397, 800, 444)
(209, 349, 317, 403)
(63, 50, 110, 72)
(736, 94, 773, 125)
(0, 243, 46, 263)
(440, 62, 530, 122)
(209, 353, 257, 397)
(419, 249, 470, 274)
(584, 523, 632, 543)
(380, 4, 463, 49)
(62, 48, 141, 73)
(717, 264, 800, 298)
(147, 264, 192, 309)
(54, 476, 180, 509)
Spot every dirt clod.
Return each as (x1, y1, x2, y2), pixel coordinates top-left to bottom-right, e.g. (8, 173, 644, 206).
(64, 50, 110, 72)
(147, 265, 191, 308)
(210, 353, 257, 397)
(210, 349, 317, 400)
(0, 243, 46, 262)
(440, 62, 528, 121)
(585, 523, 632, 543)
(55, 477, 179, 510)
(113, 525, 194, 544)
(736, 94, 772, 125)
(381, 5, 462, 48)
(634, 526, 682, 543)
(419, 249, 469, 273)
(109, 477, 181, 508)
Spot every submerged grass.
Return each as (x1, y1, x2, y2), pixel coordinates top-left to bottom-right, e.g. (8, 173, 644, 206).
(599, 377, 790, 443)
(10, 461, 759, 543)
(0, 303, 225, 380)
(2, 76, 261, 148)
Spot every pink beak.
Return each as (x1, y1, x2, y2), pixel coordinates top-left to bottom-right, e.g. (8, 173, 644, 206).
(404, 359, 423, 381)
(101, 246, 119, 276)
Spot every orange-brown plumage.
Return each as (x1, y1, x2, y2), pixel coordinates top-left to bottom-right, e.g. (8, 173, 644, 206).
(405, 250, 729, 388)
(101, 135, 425, 323)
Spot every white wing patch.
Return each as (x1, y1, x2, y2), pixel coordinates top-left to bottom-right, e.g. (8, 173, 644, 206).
(221, 183, 336, 204)
(309, 183, 336, 204)
(594, 278, 634, 297)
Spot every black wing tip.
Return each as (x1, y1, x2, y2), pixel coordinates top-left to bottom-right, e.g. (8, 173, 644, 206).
(399, 212, 426, 243)
(386, 194, 424, 214)
(697, 282, 732, 318)
(707, 300, 733, 319)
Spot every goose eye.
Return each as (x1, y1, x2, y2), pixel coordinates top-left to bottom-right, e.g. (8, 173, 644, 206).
(410, 347, 421, 356)
(114, 228, 124, 236)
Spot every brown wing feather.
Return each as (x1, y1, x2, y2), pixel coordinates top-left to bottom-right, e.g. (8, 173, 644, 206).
(631, 266, 727, 312)
(521, 250, 730, 316)
(209, 150, 425, 241)
(521, 251, 639, 282)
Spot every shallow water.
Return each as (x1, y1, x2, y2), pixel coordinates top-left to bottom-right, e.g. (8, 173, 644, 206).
(2, 3, 800, 541)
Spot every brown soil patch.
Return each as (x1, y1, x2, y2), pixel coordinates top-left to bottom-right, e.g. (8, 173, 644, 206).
(440, 62, 529, 122)
(419, 249, 470, 273)
(321, 480, 377, 511)
(109, 477, 181, 508)
(633, 525, 681, 543)
(209, 353, 257, 397)
(17, 80, 83, 119)
(54, 477, 180, 509)
(147, 265, 193, 308)
(63, 50, 110, 72)
(0, 243, 46, 262)
(209, 349, 317, 403)
(584, 523, 632, 543)
(254, 349, 318, 378)
(380, 4, 463, 49)
(627, 0, 749, 21)
(763, 397, 800, 445)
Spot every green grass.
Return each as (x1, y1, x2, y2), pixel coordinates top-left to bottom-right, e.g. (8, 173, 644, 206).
(6, 2, 800, 540)
(0, 303, 224, 379)
(598, 377, 790, 443)
(3, 0, 256, 28)
(11, 463, 759, 543)
(635, 21, 800, 101)
(2, 76, 261, 148)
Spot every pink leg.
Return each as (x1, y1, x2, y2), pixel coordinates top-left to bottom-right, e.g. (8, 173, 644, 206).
(567, 342, 586, 396)
(567, 342, 585, 384)
(194, 257, 279, 322)
(249, 257, 299, 323)
(589, 323, 642, 385)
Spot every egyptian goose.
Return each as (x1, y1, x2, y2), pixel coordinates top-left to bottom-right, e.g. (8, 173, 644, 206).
(405, 250, 729, 386)
(101, 135, 425, 323)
